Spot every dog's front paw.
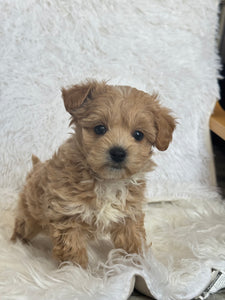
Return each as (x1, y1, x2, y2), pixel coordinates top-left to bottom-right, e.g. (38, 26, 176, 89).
(51, 225, 89, 269)
(111, 217, 146, 255)
(53, 243, 89, 269)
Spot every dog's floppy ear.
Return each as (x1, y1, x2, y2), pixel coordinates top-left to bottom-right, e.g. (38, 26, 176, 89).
(62, 80, 105, 115)
(62, 81, 96, 114)
(154, 107, 176, 151)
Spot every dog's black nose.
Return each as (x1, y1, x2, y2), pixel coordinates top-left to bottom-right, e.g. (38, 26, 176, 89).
(109, 147, 127, 163)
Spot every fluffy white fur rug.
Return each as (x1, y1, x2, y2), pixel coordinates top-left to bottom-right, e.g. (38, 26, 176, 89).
(1, 0, 225, 299)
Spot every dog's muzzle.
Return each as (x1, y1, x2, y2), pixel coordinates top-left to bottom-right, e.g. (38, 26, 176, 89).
(109, 146, 127, 163)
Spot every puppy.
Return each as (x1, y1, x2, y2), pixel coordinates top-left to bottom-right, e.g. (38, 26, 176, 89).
(11, 80, 176, 268)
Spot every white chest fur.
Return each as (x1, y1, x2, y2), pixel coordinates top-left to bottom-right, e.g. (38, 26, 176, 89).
(61, 175, 144, 232)
(93, 180, 128, 231)
(77, 175, 145, 232)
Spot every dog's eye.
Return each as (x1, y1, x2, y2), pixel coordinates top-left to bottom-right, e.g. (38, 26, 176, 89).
(133, 130, 144, 141)
(94, 125, 107, 135)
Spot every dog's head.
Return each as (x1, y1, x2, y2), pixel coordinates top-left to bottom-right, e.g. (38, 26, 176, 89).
(62, 80, 176, 179)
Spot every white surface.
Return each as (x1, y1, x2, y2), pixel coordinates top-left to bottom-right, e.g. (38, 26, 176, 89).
(0, 1, 225, 299)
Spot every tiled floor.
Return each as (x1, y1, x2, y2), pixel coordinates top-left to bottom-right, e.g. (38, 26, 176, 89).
(129, 133, 225, 300)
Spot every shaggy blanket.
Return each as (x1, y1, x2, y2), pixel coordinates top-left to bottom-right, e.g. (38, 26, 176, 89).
(0, 0, 225, 299)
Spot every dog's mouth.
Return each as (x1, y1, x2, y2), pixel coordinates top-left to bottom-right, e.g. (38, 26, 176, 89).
(105, 162, 133, 179)
(88, 156, 134, 180)
(91, 161, 127, 180)
(109, 163, 123, 170)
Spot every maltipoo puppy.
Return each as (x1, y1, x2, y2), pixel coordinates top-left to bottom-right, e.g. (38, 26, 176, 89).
(11, 80, 176, 268)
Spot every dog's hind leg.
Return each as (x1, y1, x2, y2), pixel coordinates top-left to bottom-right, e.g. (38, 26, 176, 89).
(11, 215, 42, 244)
(11, 193, 42, 243)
